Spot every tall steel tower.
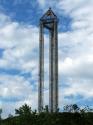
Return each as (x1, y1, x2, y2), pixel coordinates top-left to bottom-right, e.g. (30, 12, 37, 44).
(38, 8, 58, 113)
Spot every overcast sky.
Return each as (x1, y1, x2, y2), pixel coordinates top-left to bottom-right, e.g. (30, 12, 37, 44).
(0, 0, 93, 118)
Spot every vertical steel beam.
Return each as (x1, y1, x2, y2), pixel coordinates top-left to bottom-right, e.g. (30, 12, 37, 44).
(53, 21, 58, 112)
(49, 30, 54, 112)
(49, 21, 58, 112)
(38, 22, 44, 112)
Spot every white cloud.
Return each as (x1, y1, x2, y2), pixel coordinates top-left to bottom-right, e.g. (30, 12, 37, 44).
(0, 74, 38, 118)
(0, 12, 39, 117)
(0, 13, 39, 76)
(38, 0, 46, 7)
(57, 0, 93, 106)
(0, 75, 32, 98)
(59, 55, 93, 78)
(58, 0, 93, 73)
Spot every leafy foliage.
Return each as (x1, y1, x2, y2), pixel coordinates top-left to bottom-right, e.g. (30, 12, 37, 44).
(1, 104, 93, 125)
(15, 103, 32, 116)
(63, 104, 80, 113)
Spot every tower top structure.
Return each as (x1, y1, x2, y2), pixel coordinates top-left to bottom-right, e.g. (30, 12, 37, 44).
(40, 8, 58, 22)
(40, 8, 58, 30)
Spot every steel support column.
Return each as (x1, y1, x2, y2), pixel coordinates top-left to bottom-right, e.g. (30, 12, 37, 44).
(49, 29, 54, 112)
(38, 22, 44, 112)
(53, 21, 58, 112)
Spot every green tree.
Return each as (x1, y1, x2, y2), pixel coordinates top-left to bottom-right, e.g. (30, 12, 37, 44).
(15, 103, 32, 116)
(44, 105, 49, 113)
(15, 104, 32, 125)
(0, 109, 2, 124)
(63, 104, 80, 113)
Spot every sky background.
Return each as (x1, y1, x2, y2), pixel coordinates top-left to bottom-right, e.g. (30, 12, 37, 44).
(0, 0, 93, 118)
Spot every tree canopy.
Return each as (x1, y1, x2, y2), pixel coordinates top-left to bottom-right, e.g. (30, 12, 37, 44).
(1, 104, 93, 125)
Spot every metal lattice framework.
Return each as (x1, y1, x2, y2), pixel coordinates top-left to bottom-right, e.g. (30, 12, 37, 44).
(38, 8, 58, 113)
